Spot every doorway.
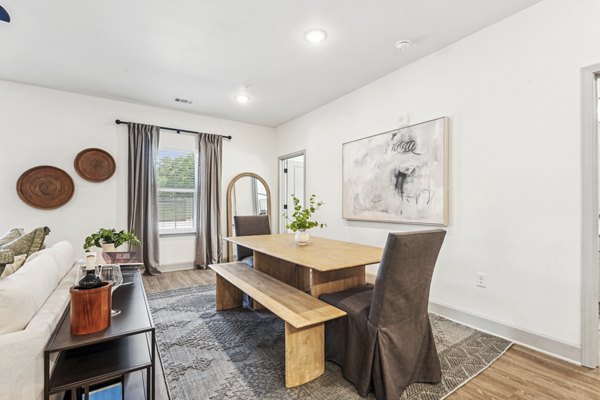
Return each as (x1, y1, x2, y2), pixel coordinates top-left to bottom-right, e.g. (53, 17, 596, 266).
(581, 65, 600, 368)
(596, 75, 600, 364)
(279, 151, 306, 233)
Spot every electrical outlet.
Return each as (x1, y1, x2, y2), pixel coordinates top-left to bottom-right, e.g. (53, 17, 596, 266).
(476, 272, 487, 288)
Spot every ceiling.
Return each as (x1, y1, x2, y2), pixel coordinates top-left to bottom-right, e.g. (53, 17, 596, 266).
(0, 0, 542, 127)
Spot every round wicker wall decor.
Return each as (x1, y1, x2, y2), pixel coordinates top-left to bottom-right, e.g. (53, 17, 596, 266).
(74, 148, 116, 182)
(16, 166, 75, 209)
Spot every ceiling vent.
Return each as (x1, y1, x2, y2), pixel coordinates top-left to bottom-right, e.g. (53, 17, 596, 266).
(174, 98, 194, 105)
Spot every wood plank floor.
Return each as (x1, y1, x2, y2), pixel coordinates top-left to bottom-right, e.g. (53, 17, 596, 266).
(143, 269, 600, 400)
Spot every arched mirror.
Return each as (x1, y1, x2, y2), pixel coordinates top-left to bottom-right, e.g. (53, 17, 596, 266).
(226, 172, 271, 261)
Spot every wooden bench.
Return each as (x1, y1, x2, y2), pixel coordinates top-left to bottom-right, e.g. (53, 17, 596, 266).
(209, 262, 347, 388)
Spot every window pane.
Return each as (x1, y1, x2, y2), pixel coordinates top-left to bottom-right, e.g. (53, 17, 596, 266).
(157, 148, 197, 232)
(158, 191, 195, 231)
(157, 150, 196, 189)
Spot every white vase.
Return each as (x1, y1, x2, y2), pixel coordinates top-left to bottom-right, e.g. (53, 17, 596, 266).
(102, 243, 116, 252)
(294, 230, 310, 246)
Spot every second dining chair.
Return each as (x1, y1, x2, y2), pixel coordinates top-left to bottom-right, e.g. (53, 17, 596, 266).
(233, 215, 271, 308)
(319, 229, 446, 399)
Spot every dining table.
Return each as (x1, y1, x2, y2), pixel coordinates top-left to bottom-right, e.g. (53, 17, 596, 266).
(224, 233, 383, 299)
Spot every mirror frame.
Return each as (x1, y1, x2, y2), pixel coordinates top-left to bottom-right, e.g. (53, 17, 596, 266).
(226, 172, 272, 261)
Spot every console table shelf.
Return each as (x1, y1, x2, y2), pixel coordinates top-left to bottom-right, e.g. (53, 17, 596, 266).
(44, 268, 155, 400)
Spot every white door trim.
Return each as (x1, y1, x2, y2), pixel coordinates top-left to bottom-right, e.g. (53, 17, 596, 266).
(581, 63, 600, 368)
(278, 150, 306, 233)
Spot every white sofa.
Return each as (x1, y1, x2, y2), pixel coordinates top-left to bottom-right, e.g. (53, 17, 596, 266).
(0, 241, 77, 400)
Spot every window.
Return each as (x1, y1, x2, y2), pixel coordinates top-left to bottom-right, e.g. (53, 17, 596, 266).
(157, 149, 197, 234)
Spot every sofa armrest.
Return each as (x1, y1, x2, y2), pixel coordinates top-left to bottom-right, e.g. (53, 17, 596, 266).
(0, 326, 50, 399)
(0, 265, 76, 399)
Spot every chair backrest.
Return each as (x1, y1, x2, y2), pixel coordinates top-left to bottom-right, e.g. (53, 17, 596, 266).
(233, 215, 271, 260)
(368, 230, 446, 328)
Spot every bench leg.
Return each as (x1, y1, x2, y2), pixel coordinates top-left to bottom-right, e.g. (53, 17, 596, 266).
(215, 274, 242, 311)
(310, 265, 366, 298)
(284, 322, 324, 388)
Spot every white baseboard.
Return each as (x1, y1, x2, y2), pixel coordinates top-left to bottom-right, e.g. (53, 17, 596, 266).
(160, 263, 195, 272)
(429, 300, 581, 364)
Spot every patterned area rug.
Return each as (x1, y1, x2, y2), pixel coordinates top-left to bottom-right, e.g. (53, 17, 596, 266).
(147, 285, 511, 400)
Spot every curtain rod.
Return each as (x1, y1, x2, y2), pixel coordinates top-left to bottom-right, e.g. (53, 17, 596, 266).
(115, 119, 232, 140)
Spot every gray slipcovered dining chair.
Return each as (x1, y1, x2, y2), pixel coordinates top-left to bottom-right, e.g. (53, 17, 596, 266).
(319, 230, 446, 399)
(233, 215, 271, 308)
(233, 215, 271, 265)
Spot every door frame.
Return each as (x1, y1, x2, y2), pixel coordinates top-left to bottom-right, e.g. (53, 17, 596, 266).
(278, 150, 306, 233)
(581, 63, 600, 368)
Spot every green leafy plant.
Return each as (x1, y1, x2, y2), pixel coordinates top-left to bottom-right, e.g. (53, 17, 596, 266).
(83, 228, 141, 251)
(285, 194, 326, 232)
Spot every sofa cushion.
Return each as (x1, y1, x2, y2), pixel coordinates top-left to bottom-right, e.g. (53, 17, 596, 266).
(0, 228, 24, 246)
(0, 227, 50, 257)
(27, 241, 75, 281)
(0, 254, 27, 279)
(0, 253, 59, 334)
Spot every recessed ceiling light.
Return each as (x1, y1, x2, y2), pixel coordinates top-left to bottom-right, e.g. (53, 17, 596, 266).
(304, 29, 328, 44)
(235, 94, 250, 104)
(395, 40, 412, 51)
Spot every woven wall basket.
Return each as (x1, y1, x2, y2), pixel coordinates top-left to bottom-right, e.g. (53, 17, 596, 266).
(74, 148, 116, 182)
(16, 165, 74, 209)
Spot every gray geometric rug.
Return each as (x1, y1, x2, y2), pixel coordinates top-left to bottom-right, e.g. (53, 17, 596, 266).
(147, 285, 512, 400)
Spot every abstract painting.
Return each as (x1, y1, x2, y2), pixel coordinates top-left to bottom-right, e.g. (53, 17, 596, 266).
(342, 117, 448, 225)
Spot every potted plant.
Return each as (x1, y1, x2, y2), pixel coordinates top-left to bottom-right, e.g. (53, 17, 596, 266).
(83, 228, 141, 252)
(285, 194, 326, 246)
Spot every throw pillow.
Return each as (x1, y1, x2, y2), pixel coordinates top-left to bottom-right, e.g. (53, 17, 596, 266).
(0, 226, 51, 257)
(0, 249, 14, 276)
(0, 254, 27, 278)
(0, 228, 24, 246)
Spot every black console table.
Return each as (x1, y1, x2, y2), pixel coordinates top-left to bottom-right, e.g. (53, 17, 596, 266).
(44, 268, 155, 400)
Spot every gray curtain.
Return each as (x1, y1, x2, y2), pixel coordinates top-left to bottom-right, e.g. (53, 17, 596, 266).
(128, 123, 161, 275)
(195, 133, 223, 268)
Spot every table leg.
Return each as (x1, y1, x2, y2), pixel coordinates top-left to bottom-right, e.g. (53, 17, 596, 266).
(215, 274, 243, 310)
(253, 251, 307, 309)
(44, 351, 49, 400)
(254, 251, 299, 285)
(146, 366, 151, 400)
(296, 266, 311, 292)
(284, 322, 324, 388)
(310, 265, 366, 298)
(151, 330, 156, 400)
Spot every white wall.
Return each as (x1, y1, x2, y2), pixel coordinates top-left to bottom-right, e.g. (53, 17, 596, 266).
(0, 80, 276, 267)
(276, 0, 600, 356)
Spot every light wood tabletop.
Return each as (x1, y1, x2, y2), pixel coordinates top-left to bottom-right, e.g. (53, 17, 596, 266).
(224, 233, 383, 272)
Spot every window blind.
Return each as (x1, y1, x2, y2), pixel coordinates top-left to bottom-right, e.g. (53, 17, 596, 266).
(157, 149, 197, 232)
